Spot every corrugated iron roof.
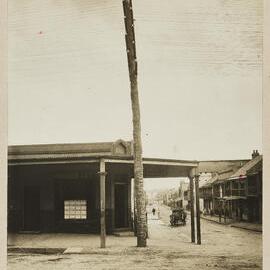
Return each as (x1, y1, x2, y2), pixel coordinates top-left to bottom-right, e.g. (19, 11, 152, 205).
(200, 173, 218, 188)
(200, 166, 244, 187)
(246, 158, 263, 175)
(198, 173, 213, 188)
(228, 155, 262, 180)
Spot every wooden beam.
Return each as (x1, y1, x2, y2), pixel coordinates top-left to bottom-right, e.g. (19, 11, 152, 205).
(104, 158, 198, 167)
(189, 176, 195, 243)
(195, 175, 201, 245)
(99, 159, 106, 248)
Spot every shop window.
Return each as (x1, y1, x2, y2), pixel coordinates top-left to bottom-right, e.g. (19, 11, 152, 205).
(64, 200, 87, 220)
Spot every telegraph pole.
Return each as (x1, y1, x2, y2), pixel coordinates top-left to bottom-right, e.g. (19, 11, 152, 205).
(122, 0, 147, 247)
(189, 175, 195, 243)
(195, 174, 201, 245)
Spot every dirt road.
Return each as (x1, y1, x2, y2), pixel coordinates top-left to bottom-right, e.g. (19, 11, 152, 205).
(8, 205, 262, 270)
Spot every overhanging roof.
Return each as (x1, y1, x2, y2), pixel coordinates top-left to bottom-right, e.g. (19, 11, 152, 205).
(8, 142, 198, 178)
(197, 159, 249, 174)
(228, 155, 262, 180)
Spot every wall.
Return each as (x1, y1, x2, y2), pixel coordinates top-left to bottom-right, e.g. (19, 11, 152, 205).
(8, 163, 132, 234)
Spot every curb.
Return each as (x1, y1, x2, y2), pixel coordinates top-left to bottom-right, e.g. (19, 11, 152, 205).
(8, 247, 66, 254)
(200, 216, 231, 225)
(230, 224, 262, 233)
(201, 216, 262, 233)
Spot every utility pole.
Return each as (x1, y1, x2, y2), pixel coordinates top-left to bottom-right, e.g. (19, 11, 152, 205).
(195, 174, 201, 245)
(189, 175, 195, 243)
(122, 0, 147, 247)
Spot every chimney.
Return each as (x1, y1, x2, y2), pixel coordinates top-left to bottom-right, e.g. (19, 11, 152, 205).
(252, 150, 259, 159)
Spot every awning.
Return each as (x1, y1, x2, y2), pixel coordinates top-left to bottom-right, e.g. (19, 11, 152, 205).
(8, 153, 198, 178)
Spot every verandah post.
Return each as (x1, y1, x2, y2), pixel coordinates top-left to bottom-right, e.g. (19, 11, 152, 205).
(195, 174, 201, 245)
(99, 159, 106, 248)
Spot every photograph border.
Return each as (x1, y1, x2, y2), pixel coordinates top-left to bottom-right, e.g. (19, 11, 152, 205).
(0, 0, 7, 268)
(1, 0, 269, 269)
(263, 0, 270, 268)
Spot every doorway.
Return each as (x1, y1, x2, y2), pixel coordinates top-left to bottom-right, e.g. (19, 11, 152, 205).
(23, 186, 40, 231)
(114, 183, 129, 228)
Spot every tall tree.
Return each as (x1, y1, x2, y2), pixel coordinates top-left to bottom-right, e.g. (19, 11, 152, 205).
(122, 0, 147, 247)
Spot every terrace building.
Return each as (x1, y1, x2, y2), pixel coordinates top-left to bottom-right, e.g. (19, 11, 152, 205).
(199, 152, 263, 224)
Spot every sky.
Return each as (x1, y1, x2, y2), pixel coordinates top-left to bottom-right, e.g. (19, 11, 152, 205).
(8, 0, 263, 165)
(144, 178, 185, 192)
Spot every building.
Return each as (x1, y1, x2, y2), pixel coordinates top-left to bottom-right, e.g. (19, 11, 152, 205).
(224, 153, 262, 223)
(183, 188, 190, 210)
(161, 188, 179, 208)
(199, 152, 263, 224)
(176, 180, 189, 209)
(8, 139, 198, 235)
(246, 154, 262, 223)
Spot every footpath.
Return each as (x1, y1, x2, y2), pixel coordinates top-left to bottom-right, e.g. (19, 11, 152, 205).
(200, 214, 262, 232)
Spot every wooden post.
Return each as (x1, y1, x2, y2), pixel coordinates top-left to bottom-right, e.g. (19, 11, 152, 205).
(128, 179, 132, 228)
(189, 176, 195, 243)
(99, 159, 106, 248)
(230, 181, 233, 218)
(111, 177, 115, 231)
(211, 185, 214, 215)
(195, 175, 201, 245)
(224, 201, 227, 224)
(123, 0, 147, 247)
(133, 179, 137, 236)
(219, 200, 222, 223)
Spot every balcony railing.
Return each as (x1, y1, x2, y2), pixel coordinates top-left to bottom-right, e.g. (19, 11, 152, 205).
(231, 189, 246, 197)
(192, 176, 262, 200)
(200, 190, 212, 199)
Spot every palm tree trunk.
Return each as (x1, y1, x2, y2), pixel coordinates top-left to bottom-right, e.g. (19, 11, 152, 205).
(122, 0, 147, 247)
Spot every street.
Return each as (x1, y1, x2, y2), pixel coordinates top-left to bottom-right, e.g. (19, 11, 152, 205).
(8, 205, 262, 270)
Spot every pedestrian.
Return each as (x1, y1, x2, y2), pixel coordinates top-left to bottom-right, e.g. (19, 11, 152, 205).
(203, 208, 206, 216)
(152, 208, 156, 216)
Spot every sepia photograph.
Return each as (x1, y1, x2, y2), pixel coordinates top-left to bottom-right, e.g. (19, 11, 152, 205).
(0, 0, 267, 269)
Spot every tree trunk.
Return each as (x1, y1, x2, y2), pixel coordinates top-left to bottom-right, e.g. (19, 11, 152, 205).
(123, 0, 147, 247)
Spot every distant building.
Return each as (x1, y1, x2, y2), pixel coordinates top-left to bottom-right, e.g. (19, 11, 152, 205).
(199, 151, 262, 224)
(177, 181, 189, 209)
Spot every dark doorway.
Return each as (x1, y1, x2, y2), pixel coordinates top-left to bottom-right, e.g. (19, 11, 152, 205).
(23, 186, 40, 231)
(115, 183, 128, 228)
